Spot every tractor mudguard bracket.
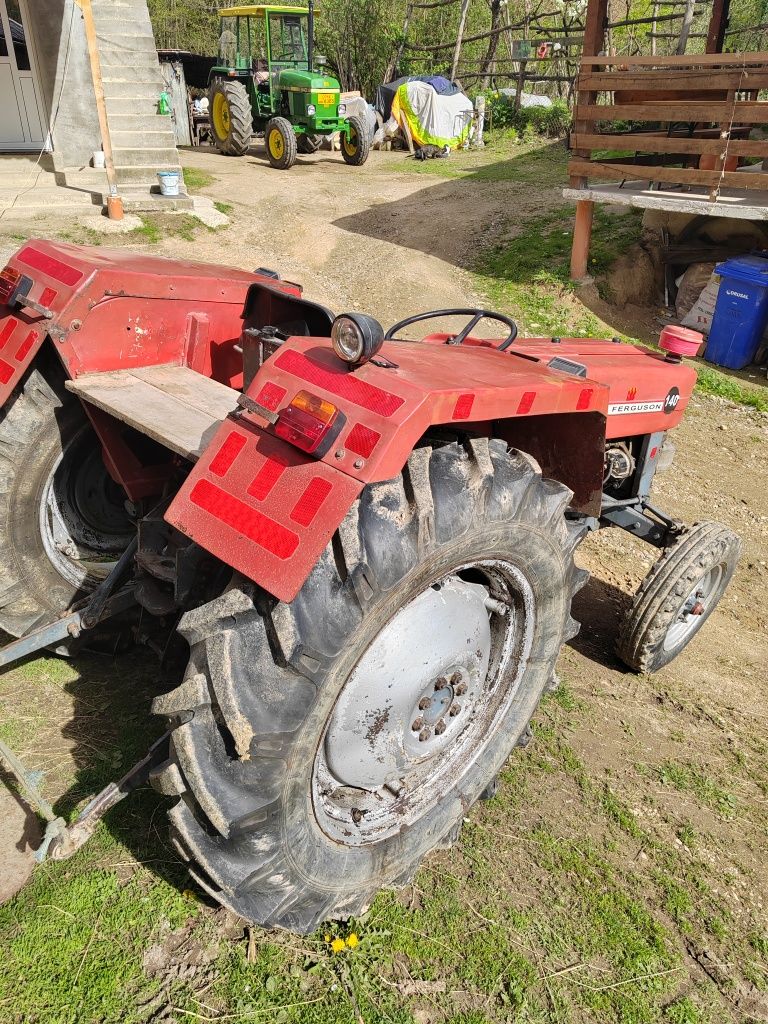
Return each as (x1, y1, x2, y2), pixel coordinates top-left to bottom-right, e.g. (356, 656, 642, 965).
(600, 494, 685, 548)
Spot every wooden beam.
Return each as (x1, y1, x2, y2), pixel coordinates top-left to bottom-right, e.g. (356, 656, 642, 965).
(579, 51, 768, 65)
(575, 100, 768, 122)
(706, 0, 730, 51)
(571, 199, 594, 280)
(571, 133, 767, 157)
(571, 0, 609, 187)
(578, 69, 768, 91)
(80, 0, 119, 211)
(568, 158, 768, 189)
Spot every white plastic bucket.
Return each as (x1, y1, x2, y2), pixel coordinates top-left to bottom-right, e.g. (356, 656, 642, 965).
(157, 170, 180, 196)
(93, 150, 106, 169)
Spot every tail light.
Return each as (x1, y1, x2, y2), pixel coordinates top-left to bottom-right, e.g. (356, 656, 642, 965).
(0, 267, 22, 306)
(274, 390, 343, 455)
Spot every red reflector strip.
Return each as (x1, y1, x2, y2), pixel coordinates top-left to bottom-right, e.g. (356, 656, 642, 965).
(14, 330, 37, 363)
(649, 446, 658, 459)
(40, 287, 57, 307)
(452, 393, 475, 420)
(290, 478, 332, 527)
(248, 456, 287, 500)
(517, 391, 536, 414)
(346, 423, 380, 459)
(190, 479, 299, 559)
(208, 431, 247, 477)
(0, 359, 13, 385)
(255, 381, 287, 411)
(0, 317, 18, 350)
(276, 350, 405, 417)
(17, 247, 84, 287)
(577, 388, 594, 410)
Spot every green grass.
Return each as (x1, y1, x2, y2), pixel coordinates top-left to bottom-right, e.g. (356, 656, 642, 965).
(214, 200, 234, 215)
(182, 166, 216, 191)
(693, 364, 768, 412)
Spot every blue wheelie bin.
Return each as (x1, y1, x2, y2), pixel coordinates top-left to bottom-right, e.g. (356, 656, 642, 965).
(705, 254, 768, 369)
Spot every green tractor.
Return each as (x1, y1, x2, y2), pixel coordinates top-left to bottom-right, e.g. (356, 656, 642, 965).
(207, 3, 370, 169)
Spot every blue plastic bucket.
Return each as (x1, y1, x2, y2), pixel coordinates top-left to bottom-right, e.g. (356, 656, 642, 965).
(157, 170, 181, 197)
(706, 254, 768, 369)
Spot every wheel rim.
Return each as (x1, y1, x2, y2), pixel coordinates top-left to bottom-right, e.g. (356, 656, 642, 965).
(213, 93, 231, 138)
(39, 424, 133, 589)
(663, 564, 723, 652)
(343, 126, 358, 156)
(269, 129, 285, 160)
(312, 561, 535, 845)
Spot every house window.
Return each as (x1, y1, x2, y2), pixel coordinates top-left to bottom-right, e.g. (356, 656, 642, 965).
(6, 0, 30, 71)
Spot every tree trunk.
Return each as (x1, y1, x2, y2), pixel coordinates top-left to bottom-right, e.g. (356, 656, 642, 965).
(479, 0, 503, 92)
(451, 0, 471, 81)
(676, 0, 697, 53)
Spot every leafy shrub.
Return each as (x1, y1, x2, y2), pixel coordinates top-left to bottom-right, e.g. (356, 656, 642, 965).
(486, 93, 572, 138)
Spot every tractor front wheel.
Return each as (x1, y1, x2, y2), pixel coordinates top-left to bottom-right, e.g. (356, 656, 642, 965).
(209, 80, 252, 157)
(265, 117, 297, 170)
(616, 521, 741, 673)
(152, 440, 586, 933)
(341, 115, 370, 166)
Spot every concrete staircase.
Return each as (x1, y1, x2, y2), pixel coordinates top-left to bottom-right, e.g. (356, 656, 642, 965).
(83, 0, 193, 210)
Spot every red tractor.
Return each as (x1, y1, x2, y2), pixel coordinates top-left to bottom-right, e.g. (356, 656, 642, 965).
(0, 241, 740, 933)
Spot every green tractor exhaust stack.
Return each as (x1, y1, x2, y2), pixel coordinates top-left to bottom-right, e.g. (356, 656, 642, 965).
(208, 3, 370, 169)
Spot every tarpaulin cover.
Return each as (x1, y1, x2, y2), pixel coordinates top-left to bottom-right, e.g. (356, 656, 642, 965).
(390, 81, 473, 149)
(374, 75, 461, 120)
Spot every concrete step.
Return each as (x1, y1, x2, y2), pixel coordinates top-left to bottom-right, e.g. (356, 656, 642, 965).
(113, 146, 181, 167)
(119, 193, 195, 213)
(102, 67, 165, 85)
(99, 49, 160, 67)
(105, 93, 165, 114)
(109, 113, 176, 131)
(112, 129, 179, 148)
(0, 186, 100, 214)
(114, 164, 182, 184)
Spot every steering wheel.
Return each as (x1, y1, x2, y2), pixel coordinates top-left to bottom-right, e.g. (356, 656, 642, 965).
(384, 308, 518, 350)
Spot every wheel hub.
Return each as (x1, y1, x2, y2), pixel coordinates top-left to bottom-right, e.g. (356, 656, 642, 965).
(313, 563, 535, 845)
(664, 565, 723, 652)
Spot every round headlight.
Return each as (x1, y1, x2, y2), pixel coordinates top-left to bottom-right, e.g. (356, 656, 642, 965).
(331, 313, 385, 366)
(307, 104, 316, 116)
(338, 103, 347, 116)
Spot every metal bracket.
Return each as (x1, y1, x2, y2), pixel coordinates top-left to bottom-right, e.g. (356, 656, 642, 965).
(600, 494, 684, 548)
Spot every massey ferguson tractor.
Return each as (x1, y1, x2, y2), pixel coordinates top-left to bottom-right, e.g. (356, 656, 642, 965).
(0, 240, 740, 933)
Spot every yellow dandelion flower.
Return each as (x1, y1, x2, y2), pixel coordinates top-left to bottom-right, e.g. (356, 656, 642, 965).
(331, 937, 346, 953)
(324, 933, 331, 942)
(346, 933, 359, 948)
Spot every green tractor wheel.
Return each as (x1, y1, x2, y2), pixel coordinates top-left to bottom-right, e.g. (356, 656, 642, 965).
(209, 80, 252, 156)
(297, 133, 322, 155)
(265, 117, 298, 170)
(341, 115, 371, 166)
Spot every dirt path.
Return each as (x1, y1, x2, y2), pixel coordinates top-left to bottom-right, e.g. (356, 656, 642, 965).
(0, 141, 766, 1023)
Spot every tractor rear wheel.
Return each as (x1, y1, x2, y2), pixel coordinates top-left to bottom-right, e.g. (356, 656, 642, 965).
(152, 440, 586, 933)
(341, 115, 370, 166)
(209, 80, 252, 157)
(297, 133, 322, 154)
(616, 521, 741, 673)
(265, 117, 297, 170)
(0, 357, 133, 638)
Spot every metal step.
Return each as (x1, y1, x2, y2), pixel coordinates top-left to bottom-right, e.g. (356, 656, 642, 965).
(66, 365, 239, 461)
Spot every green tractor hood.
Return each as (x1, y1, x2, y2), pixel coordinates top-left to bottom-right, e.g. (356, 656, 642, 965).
(278, 68, 341, 93)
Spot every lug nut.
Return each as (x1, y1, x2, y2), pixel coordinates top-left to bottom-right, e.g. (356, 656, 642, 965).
(434, 719, 446, 735)
(448, 702, 461, 717)
(418, 727, 432, 742)
(411, 717, 425, 732)
(418, 697, 431, 710)
(450, 671, 462, 685)
(455, 682, 468, 696)
(434, 676, 448, 691)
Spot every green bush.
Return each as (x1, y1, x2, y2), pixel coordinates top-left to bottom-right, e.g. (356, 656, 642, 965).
(486, 93, 572, 138)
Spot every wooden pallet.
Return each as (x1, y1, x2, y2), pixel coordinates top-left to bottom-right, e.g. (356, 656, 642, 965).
(66, 364, 238, 461)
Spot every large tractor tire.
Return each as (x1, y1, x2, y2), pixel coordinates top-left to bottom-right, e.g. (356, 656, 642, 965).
(209, 80, 252, 157)
(297, 133, 322, 154)
(152, 440, 586, 933)
(265, 117, 297, 170)
(341, 115, 370, 166)
(0, 357, 133, 638)
(616, 521, 741, 673)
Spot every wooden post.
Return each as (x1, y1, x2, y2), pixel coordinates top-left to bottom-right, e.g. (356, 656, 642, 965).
(81, 0, 122, 218)
(451, 0, 471, 81)
(705, 0, 730, 52)
(675, 0, 697, 54)
(570, 199, 594, 281)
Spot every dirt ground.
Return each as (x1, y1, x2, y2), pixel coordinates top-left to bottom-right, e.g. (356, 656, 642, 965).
(0, 140, 767, 1023)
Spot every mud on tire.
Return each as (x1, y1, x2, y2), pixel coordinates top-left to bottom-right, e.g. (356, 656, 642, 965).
(152, 440, 587, 933)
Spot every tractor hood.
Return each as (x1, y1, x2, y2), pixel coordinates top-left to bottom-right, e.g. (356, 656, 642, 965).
(278, 68, 340, 92)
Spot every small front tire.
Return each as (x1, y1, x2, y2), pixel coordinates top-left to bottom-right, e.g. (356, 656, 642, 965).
(341, 115, 370, 166)
(265, 117, 297, 170)
(616, 521, 741, 673)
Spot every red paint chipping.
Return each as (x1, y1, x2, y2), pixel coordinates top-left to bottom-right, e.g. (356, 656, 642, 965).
(291, 478, 333, 527)
(18, 247, 84, 287)
(255, 381, 287, 411)
(190, 479, 299, 559)
(576, 388, 594, 410)
(0, 317, 18, 350)
(0, 359, 13, 385)
(14, 330, 37, 363)
(248, 456, 287, 501)
(40, 287, 57, 307)
(346, 423, 381, 459)
(517, 391, 536, 414)
(452, 393, 475, 420)
(276, 350, 405, 417)
(209, 431, 247, 477)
